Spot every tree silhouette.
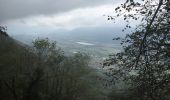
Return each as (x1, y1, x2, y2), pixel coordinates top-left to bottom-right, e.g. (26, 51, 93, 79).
(105, 0, 170, 100)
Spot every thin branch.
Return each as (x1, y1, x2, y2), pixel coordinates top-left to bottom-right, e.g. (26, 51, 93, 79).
(135, 0, 163, 68)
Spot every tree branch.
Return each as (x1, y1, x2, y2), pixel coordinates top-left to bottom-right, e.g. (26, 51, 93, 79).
(135, 0, 163, 68)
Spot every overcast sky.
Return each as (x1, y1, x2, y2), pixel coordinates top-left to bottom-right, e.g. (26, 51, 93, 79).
(0, 0, 128, 35)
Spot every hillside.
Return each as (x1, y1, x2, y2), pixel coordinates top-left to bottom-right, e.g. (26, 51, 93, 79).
(0, 30, 109, 100)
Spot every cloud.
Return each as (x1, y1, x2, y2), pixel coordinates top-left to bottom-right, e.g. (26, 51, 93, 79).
(4, 4, 119, 29)
(0, 0, 118, 22)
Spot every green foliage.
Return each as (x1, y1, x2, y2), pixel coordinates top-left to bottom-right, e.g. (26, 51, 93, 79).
(105, 0, 170, 100)
(0, 30, 104, 100)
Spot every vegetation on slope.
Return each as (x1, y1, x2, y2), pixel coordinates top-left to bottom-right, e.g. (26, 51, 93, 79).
(0, 28, 106, 100)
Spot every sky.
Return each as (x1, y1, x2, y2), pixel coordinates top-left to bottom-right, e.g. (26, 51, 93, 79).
(0, 0, 128, 36)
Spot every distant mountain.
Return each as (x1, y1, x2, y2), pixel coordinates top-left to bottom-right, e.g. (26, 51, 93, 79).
(47, 26, 125, 44)
(10, 26, 124, 56)
(10, 26, 125, 45)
